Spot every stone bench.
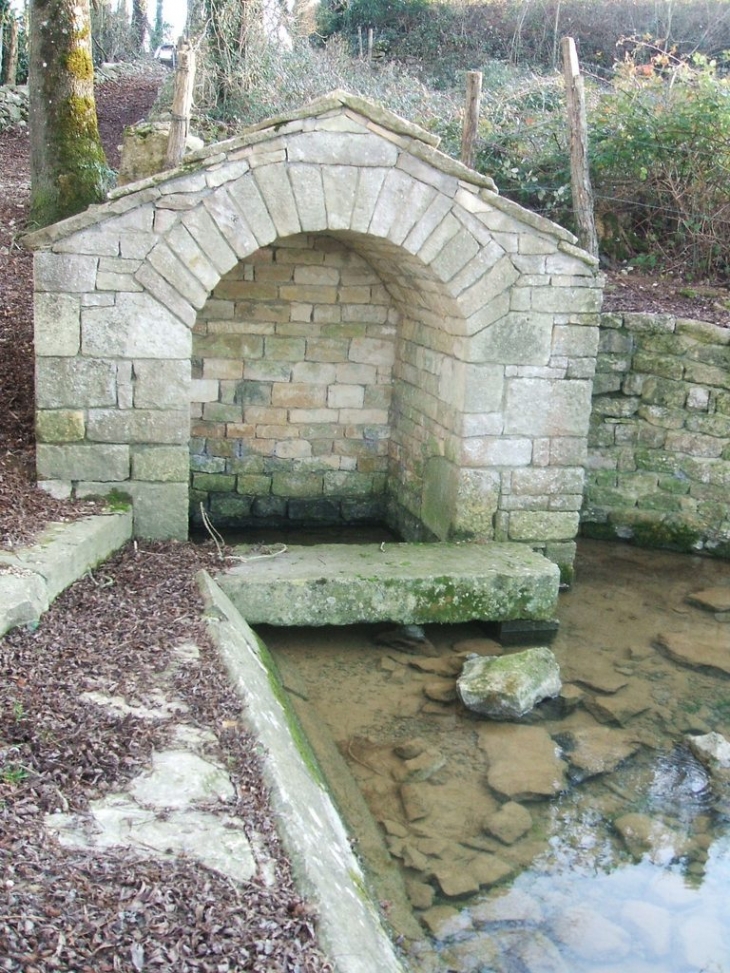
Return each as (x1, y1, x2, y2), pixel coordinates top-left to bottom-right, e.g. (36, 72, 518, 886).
(216, 541, 559, 627)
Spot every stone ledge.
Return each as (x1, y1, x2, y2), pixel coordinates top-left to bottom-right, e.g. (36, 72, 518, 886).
(217, 542, 560, 626)
(198, 571, 407, 973)
(0, 511, 133, 637)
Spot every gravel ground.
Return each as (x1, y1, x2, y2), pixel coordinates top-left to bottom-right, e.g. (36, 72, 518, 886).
(0, 65, 333, 973)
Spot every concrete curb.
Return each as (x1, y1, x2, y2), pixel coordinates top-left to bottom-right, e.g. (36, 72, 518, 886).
(197, 570, 408, 973)
(0, 511, 133, 637)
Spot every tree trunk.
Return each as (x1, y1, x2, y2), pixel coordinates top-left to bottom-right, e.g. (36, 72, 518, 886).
(131, 0, 147, 51)
(2, 14, 18, 85)
(29, 0, 111, 227)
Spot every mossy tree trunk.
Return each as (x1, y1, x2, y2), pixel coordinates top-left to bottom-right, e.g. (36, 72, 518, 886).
(131, 0, 148, 52)
(29, 0, 111, 228)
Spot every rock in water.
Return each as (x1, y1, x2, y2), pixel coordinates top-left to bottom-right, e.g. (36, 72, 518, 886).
(457, 646, 561, 719)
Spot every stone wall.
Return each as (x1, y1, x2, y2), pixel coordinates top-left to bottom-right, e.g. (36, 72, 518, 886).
(583, 311, 730, 555)
(27, 90, 602, 572)
(0, 86, 27, 132)
(191, 234, 396, 526)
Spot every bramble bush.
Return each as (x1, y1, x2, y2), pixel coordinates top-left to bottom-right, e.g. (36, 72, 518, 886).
(590, 50, 730, 278)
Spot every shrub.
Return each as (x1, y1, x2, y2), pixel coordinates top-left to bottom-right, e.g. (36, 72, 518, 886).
(590, 51, 730, 278)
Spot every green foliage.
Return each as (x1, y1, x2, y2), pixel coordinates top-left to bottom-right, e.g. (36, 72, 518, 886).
(590, 50, 730, 278)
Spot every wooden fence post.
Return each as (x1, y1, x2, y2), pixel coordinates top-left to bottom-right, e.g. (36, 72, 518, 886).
(561, 36, 598, 257)
(460, 70, 482, 169)
(164, 38, 196, 170)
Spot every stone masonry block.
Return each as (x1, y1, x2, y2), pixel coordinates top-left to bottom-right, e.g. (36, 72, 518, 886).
(36, 357, 117, 409)
(133, 359, 190, 409)
(369, 168, 416, 239)
(35, 252, 97, 292)
(147, 240, 209, 309)
(87, 408, 189, 444)
(203, 189, 259, 260)
(134, 263, 197, 329)
(36, 410, 85, 443)
(461, 437, 532, 467)
(287, 132, 398, 167)
(37, 443, 130, 481)
(466, 311, 551, 366)
(505, 378, 593, 438)
(131, 446, 189, 482)
(253, 165, 301, 238)
(508, 511, 580, 541)
(34, 293, 81, 356)
(552, 324, 599, 359)
(130, 482, 189, 540)
(179, 206, 238, 277)
(227, 174, 277, 245)
(82, 292, 191, 359)
(322, 166, 358, 231)
(166, 223, 220, 292)
(511, 467, 585, 496)
(390, 184, 439, 250)
(289, 164, 327, 232)
(463, 363, 505, 413)
(350, 167, 387, 234)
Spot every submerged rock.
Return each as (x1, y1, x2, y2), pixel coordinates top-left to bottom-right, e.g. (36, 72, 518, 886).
(557, 725, 641, 781)
(687, 731, 730, 775)
(457, 646, 561, 719)
(478, 724, 567, 800)
(484, 801, 533, 844)
(614, 812, 689, 864)
(655, 631, 730, 677)
(686, 586, 730, 614)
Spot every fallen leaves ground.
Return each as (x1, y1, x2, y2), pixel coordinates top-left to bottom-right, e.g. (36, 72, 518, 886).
(0, 65, 333, 973)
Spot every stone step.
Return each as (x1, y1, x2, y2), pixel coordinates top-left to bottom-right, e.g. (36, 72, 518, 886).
(216, 541, 559, 626)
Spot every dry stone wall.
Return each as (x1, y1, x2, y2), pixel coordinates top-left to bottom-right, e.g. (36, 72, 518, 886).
(583, 312, 730, 555)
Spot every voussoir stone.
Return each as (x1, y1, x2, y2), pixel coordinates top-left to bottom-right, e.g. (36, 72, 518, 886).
(457, 646, 561, 719)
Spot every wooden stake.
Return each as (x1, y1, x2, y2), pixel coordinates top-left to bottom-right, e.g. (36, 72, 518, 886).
(561, 36, 598, 257)
(460, 70, 482, 169)
(164, 38, 196, 170)
(367, 28, 374, 62)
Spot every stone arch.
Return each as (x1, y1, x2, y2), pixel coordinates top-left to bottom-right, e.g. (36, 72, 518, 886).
(27, 91, 602, 573)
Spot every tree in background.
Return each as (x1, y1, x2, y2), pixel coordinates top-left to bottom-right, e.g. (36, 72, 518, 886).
(131, 0, 148, 51)
(29, 0, 112, 226)
(1, 8, 19, 84)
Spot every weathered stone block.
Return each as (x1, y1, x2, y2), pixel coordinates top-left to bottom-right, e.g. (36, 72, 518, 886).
(130, 482, 188, 540)
(82, 293, 191, 359)
(37, 443, 130, 481)
(288, 132, 397, 167)
(217, 542, 559, 625)
(36, 357, 117, 409)
(36, 409, 85, 443)
(509, 511, 580, 541)
(504, 378, 593, 437)
(132, 446, 189, 482)
(133, 359, 190, 409)
(87, 409, 189, 444)
(34, 293, 81, 356)
(35, 252, 97, 292)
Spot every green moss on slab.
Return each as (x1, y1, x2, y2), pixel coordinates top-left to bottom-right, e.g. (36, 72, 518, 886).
(250, 631, 327, 789)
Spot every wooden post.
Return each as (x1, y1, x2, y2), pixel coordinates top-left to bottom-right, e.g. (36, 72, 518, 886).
(561, 36, 598, 257)
(460, 70, 482, 169)
(367, 28, 374, 62)
(164, 38, 196, 170)
(358, 25, 363, 59)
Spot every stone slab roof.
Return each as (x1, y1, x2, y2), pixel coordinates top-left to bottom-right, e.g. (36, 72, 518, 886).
(24, 89, 585, 255)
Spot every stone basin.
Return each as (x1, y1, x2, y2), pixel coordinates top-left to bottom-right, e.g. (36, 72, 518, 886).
(216, 541, 560, 626)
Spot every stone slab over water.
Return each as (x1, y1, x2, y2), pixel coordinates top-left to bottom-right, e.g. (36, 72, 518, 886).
(218, 542, 560, 626)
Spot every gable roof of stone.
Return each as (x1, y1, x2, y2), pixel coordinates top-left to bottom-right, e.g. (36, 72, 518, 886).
(24, 89, 586, 256)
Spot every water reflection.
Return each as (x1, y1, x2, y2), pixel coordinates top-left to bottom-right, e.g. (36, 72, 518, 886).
(265, 539, 730, 973)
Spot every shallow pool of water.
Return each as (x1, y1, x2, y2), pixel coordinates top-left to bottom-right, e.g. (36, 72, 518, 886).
(262, 539, 730, 973)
